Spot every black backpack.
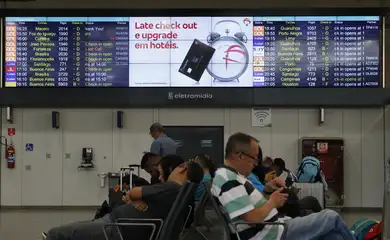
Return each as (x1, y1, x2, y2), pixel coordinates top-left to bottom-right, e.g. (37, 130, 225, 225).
(93, 200, 111, 220)
(276, 187, 301, 218)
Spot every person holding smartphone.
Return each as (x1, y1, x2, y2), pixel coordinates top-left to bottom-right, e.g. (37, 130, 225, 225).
(248, 156, 323, 218)
(272, 158, 298, 186)
(212, 133, 354, 240)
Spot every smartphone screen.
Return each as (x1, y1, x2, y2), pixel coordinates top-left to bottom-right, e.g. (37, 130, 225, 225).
(280, 171, 294, 188)
(279, 171, 288, 181)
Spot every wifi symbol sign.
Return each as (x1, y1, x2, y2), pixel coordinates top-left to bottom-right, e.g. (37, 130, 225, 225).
(252, 108, 271, 127)
(254, 111, 269, 122)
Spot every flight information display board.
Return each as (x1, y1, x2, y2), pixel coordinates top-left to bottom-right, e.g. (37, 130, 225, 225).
(3, 16, 381, 87)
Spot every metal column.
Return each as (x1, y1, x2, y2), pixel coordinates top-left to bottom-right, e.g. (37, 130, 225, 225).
(384, 158, 390, 240)
(0, 16, 3, 208)
(0, 108, 2, 208)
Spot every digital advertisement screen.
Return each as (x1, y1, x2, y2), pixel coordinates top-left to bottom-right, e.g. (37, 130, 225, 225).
(4, 16, 381, 87)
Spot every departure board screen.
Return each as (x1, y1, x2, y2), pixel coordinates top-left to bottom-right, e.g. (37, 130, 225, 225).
(3, 16, 381, 87)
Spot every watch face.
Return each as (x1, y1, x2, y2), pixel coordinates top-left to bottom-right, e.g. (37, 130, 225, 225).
(207, 36, 249, 82)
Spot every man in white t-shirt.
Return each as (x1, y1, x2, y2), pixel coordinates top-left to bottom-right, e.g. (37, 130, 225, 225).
(212, 132, 354, 240)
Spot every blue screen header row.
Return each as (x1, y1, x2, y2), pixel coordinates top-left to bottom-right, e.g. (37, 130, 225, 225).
(5, 16, 380, 22)
(5, 17, 130, 22)
(253, 16, 380, 21)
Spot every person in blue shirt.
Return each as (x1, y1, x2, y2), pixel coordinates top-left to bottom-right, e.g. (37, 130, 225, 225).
(149, 123, 178, 157)
(247, 172, 265, 192)
(193, 153, 215, 201)
(250, 147, 276, 185)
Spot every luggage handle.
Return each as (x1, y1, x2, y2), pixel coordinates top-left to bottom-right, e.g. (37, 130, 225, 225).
(128, 164, 140, 168)
(120, 167, 134, 171)
(119, 167, 135, 191)
(128, 164, 141, 177)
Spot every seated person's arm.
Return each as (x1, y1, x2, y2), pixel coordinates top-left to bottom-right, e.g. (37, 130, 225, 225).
(241, 200, 274, 223)
(128, 183, 176, 202)
(150, 140, 161, 155)
(217, 178, 275, 223)
(126, 187, 143, 203)
(242, 187, 286, 222)
(263, 175, 286, 193)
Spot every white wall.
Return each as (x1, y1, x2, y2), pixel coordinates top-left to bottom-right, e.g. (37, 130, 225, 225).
(0, 107, 387, 207)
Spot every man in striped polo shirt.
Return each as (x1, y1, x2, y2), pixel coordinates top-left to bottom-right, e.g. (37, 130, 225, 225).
(212, 132, 355, 240)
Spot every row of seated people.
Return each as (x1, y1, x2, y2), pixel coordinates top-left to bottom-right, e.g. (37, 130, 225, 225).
(43, 155, 203, 240)
(143, 144, 322, 217)
(42, 132, 355, 240)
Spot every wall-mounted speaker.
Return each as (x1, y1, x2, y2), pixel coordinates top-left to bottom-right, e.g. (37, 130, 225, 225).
(117, 111, 124, 129)
(52, 111, 60, 129)
(319, 107, 325, 126)
(6, 106, 13, 123)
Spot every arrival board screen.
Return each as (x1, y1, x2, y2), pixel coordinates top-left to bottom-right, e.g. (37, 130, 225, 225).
(4, 16, 381, 87)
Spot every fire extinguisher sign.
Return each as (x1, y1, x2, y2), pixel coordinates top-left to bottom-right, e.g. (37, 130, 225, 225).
(7, 128, 15, 136)
(317, 142, 328, 154)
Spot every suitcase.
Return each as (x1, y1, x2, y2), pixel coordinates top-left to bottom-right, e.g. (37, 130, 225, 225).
(108, 165, 141, 189)
(95, 165, 144, 219)
(108, 165, 140, 207)
(293, 182, 325, 209)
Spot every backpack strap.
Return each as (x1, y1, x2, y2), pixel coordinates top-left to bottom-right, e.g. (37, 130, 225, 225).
(303, 156, 320, 167)
(296, 160, 307, 178)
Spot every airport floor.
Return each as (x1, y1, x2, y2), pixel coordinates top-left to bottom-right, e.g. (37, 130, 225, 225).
(0, 208, 384, 240)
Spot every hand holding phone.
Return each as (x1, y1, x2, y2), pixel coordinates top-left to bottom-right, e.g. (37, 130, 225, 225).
(269, 188, 288, 208)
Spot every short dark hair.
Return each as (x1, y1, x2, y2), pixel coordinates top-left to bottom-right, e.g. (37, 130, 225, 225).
(195, 153, 215, 176)
(257, 146, 263, 163)
(140, 152, 159, 169)
(186, 161, 204, 184)
(225, 132, 259, 157)
(263, 156, 274, 166)
(159, 154, 185, 181)
(273, 158, 286, 171)
(251, 146, 265, 181)
(149, 123, 164, 133)
(195, 153, 211, 168)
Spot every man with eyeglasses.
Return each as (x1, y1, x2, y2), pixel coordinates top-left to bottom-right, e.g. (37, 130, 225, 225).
(211, 132, 354, 240)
